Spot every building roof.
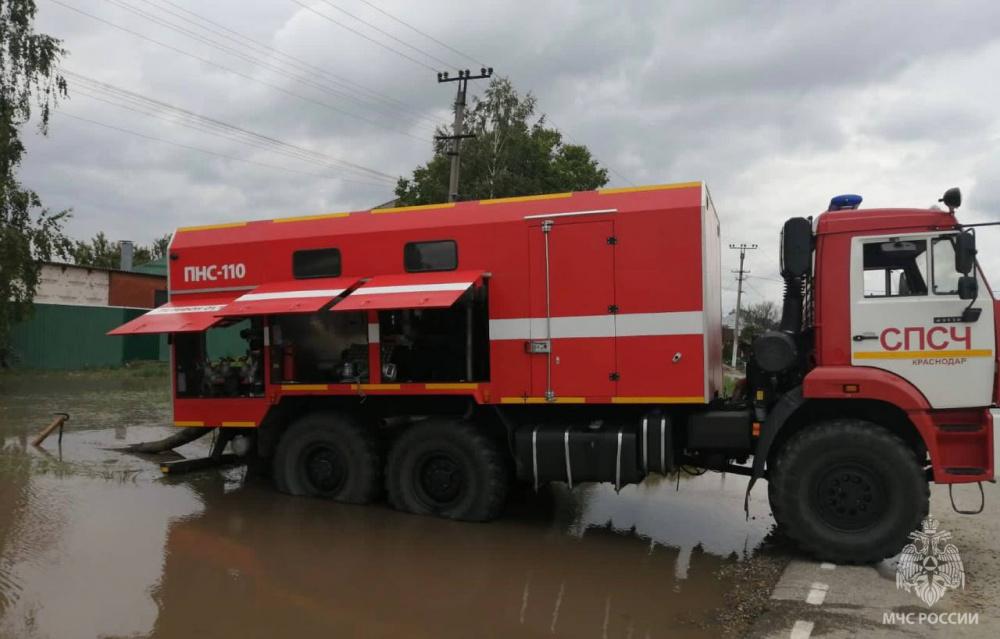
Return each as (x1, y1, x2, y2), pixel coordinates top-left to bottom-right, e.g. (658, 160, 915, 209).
(134, 257, 167, 276)
(45, 261, 166, 280)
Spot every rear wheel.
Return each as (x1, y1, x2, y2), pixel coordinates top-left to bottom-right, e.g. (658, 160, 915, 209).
(387, 419, 508, 521)
(768, 419, 928, 563)
(273, 411, 382, 504)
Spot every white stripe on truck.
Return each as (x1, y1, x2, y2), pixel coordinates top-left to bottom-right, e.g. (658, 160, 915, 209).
(489, 311, 704, 340)
(355, 282, 471, 295)
(236, 289, 345, 301)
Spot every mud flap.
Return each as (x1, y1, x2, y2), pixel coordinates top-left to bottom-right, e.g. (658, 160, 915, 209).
(744, 386, 804, 516)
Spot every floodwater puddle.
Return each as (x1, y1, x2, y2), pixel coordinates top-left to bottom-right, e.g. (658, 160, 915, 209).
(1, 371, 779, 638)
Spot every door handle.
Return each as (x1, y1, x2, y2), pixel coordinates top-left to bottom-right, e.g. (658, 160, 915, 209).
(852, 332, 878, 342)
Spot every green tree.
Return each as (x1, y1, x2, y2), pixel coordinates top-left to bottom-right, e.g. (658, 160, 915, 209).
(740, 300, 781, 345)
(0, 0, 70, 367)
(395, 77, 609, 204)
(69, 232, 172, 269)
(724, 300, 781, 365)
(69, 231, 117, 269)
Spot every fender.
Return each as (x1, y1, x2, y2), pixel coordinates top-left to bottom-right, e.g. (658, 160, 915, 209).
(753, 366, 934, 479)
(802, 366, 931, 411)
(745, 367, 937, 510)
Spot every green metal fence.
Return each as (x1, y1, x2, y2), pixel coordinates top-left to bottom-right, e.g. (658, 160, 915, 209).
(8, 304, 160, 369)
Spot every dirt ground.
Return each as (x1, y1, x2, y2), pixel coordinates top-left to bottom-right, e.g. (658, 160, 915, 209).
(1, 366, 996, 638)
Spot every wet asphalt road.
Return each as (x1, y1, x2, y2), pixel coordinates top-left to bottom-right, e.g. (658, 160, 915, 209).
(0, 369, 996, 638)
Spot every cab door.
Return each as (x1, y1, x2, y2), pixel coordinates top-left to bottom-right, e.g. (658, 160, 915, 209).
(849, 232, 995, 408)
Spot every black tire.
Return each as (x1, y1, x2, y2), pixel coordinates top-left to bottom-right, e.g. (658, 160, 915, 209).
(768, 419, 929, 563)
(273, 411, 382, 504)
(386, 419, 509, 522)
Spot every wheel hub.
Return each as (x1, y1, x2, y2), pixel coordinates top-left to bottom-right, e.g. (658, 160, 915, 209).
(418, 454, 464, 505)
(304, 446, 346, 493)
(814, 464, 883, 531)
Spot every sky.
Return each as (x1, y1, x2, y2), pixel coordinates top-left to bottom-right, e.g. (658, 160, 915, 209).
(19, 0, 1000, 311)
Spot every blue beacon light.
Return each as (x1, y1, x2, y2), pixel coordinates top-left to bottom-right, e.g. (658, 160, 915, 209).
(828, 194, 863, 211)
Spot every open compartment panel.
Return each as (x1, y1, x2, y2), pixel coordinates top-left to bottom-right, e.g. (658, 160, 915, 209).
(330, 270, 484, 312)
(217, 276, 361, 317)
(107, 295, 237, 335)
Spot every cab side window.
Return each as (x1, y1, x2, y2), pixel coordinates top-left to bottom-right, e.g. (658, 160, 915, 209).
(862, 239, 928, 297)
(931, 237, 962, 295)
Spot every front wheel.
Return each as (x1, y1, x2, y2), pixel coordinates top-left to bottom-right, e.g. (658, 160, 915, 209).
(768, 419, 928, 563)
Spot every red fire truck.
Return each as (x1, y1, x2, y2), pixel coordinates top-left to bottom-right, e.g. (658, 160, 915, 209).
(110, 182, 996, 562)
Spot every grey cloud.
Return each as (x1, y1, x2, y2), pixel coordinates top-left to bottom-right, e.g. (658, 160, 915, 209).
(15, 0, 1000, 309)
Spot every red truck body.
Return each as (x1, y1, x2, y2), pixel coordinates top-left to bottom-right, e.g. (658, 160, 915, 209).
(109, 181, 997, 563)
(113, 182, 722, 422)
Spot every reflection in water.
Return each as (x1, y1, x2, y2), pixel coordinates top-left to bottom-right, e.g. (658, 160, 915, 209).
(1, 372, 775, 639)
(149, 476, 764, 639)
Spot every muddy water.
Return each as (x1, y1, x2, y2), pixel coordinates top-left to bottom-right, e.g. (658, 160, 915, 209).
(0, 371, 779, 639)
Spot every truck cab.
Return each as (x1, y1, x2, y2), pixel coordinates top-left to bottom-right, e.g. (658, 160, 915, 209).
(747, 189, 995, 561)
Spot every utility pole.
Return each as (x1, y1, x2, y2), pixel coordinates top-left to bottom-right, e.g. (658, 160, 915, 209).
(436, 67, 492, 202)
(729, 243, 757, 367)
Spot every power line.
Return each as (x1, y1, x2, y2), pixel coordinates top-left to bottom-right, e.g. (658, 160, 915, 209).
(748, 274, 784, 284)
(138, 0, 441, 127)
(546, 116, 636, 187)
(287, 0, 438, 72)
(97, 0, 437, 136)
(68, 78, 399, 185)
(64, 70, 400, 183)
(55, 110, 390, 187)
(70, 85, 388, 180)
(742, 279, 768, 299)
(355, 0, 486, 68)
(67, 73, 397, 182)
(46, 0, 433, 143)
(126, 0, 442, 131)
(313, 0, 461, 70)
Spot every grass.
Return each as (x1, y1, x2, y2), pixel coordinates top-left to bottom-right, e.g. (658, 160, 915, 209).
(0, 360, 169, 381)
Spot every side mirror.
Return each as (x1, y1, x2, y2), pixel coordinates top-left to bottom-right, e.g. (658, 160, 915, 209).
(956, 232, 977, 275)
(780, 217, 812, 279)
(958, 275, 978, 300)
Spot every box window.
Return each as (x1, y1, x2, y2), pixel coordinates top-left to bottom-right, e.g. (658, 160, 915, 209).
(404, 240, 457, 272)
(293, 248, 341, 279)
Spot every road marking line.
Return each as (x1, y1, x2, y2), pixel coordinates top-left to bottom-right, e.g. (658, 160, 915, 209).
(806, 582, 829, 605)
(820, 562, 836, 570)
(602, 596, 611, 639)
(519, 571, 531, 624)
(550, 581, 564, 633)
(790, 620, 814, 639)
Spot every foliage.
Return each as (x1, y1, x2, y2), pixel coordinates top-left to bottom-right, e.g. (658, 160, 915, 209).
(0, 0, 70, 367)
(69, 232, 171, 269)
(739, 300, 781, 344)
(723, 300, 781, 364)
(395, 77, 609, 204)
